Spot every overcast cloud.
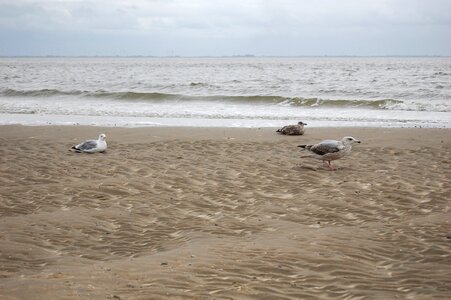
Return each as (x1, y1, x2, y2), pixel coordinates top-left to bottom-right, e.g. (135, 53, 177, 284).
(0, 0, 450, 56)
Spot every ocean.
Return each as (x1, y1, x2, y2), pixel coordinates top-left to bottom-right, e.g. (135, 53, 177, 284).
(1, 56, 450, 128)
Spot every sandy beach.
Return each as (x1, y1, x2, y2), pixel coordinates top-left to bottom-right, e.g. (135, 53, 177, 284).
(0, 125, 450, 299)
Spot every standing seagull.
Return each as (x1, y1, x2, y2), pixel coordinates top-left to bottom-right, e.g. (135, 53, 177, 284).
(277, 121, 307, 135)
(72, 134, 107, 153)
(298, 136, 360, 170)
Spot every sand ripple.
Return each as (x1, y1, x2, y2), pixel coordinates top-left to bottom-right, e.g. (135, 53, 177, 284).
(0, 129, 450, 299)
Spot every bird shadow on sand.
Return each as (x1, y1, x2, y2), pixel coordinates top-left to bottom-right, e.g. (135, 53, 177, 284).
(294, 164, 353, 172)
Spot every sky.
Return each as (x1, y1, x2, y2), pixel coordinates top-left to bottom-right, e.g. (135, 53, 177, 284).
(0, 0, 450, 56)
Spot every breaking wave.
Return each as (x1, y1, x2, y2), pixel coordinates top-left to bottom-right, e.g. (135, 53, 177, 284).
(2, 88, 449, 112)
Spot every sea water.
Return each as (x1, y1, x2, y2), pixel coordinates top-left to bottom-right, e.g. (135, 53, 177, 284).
(0, 57, 450, 127)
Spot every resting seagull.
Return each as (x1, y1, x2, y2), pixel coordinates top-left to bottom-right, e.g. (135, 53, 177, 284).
(72, 134, 107, 153)
(277, 121, 307, 135)
(298, 136, 360, 170)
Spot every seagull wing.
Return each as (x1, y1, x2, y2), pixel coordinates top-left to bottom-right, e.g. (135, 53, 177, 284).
(76, 140, 98, 151)
(278, 125, 290, 132)
(310, 140, 343, 155)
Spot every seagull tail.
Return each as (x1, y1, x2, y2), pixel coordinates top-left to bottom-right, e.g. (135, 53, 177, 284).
(298, 145, 312, 151)
(276, 129, 281, 132)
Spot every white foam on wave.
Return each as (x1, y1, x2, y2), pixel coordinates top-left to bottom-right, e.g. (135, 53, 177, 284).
(1, 111, 449, 128)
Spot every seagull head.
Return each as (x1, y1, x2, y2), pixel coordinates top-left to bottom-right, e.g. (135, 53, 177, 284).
(297, 121, 307, 126)
(98, 133, 107, 141)
(342, 136, 361, 145)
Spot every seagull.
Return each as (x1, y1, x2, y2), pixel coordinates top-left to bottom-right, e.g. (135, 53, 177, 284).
(72, 134, 107, 153)
(298, 136, 360, 170)
(277, 121, 307, 135)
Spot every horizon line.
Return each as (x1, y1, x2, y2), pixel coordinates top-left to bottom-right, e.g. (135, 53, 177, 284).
(0, 54, 450, 58)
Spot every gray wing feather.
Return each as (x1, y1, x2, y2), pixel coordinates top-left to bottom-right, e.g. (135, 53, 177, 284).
(77, 140, 98, 150)
(311, 140, 342, 155)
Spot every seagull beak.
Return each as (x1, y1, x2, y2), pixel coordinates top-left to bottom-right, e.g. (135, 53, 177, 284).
(356, 140, 361, 143)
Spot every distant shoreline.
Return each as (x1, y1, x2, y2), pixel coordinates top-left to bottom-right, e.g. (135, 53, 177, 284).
(1, 55, 450, 58)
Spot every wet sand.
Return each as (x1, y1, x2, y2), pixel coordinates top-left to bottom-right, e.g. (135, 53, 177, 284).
(0, 125, 450, 299)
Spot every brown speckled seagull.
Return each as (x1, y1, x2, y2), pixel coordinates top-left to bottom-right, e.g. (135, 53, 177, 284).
(276, 121, 307, 135)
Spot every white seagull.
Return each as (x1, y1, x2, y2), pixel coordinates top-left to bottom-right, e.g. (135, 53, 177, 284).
(298, 136, 361, 170)
(72, 134, 107, 153)
(277, 121, 307, 135)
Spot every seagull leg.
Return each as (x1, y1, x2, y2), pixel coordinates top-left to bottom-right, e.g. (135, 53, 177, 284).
(327, 160, 336, 171)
